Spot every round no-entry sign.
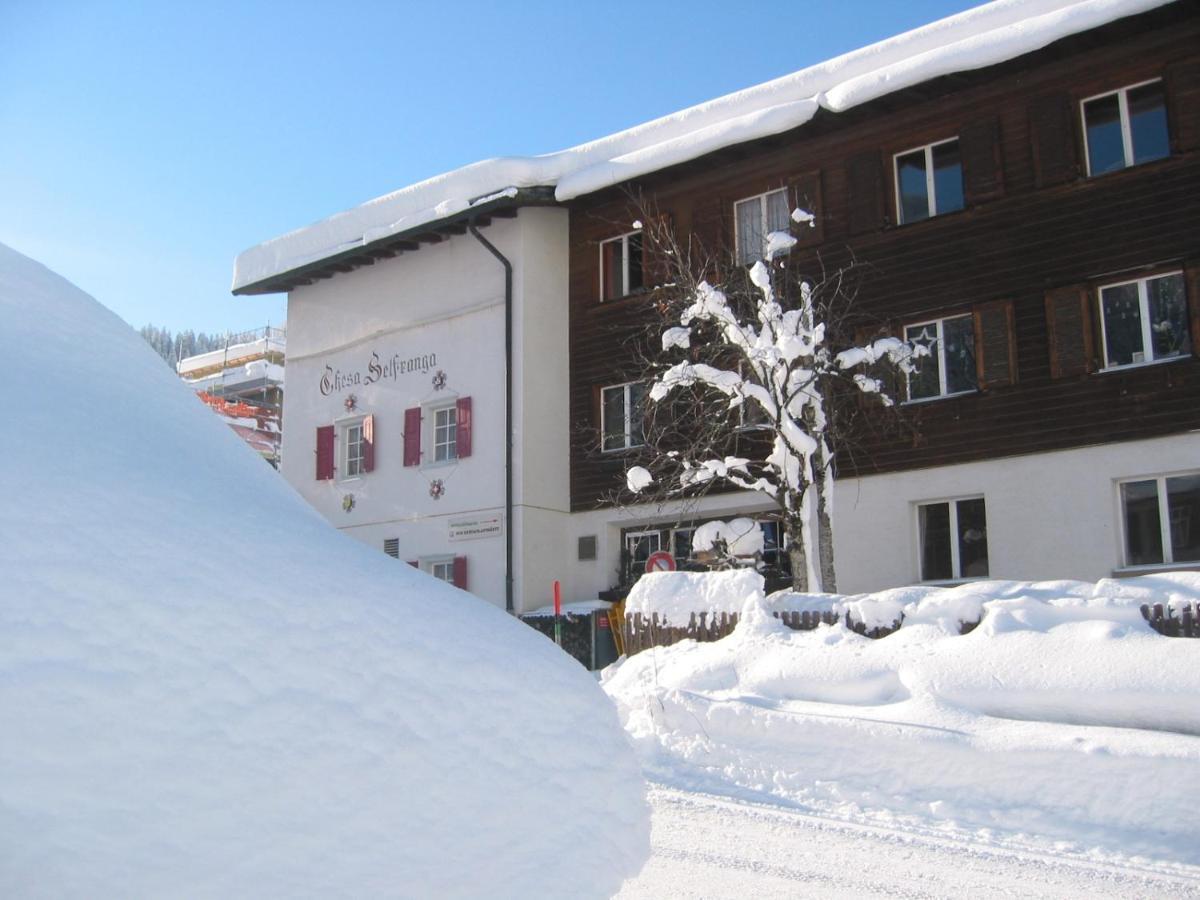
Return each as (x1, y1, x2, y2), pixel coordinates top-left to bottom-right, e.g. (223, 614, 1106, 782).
(645, 551, 676, 573)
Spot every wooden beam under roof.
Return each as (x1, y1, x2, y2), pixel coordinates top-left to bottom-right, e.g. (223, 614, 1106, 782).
(232, 185, 557, 296)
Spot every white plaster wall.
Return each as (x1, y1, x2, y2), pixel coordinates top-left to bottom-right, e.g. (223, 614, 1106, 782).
(278, 212, 573, 614)
(508, 207, 572, 613)
(834, 432, 1200, 593)
(280, 220, 520, 609)
(558, 433, 1200, 602)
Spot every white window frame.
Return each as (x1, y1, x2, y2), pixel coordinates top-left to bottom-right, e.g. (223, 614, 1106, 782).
(600, 381, 645, 452)
(336, 415, 365, 481)
(893, 137, 960, 224)
(1081, 78, 1165, 177)
(915, 495, 988, 584)
(599, 231, 643, 301)
(733, 188, 788, 266)
(1097, 270, 1187, 372)
(903, 314, 977, 403)
(1116, 471, 1200, 570)
(422, 555, 457, 584)
(428, 402, 458, 464)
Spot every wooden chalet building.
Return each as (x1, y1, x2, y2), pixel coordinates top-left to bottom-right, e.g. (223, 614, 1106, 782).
(234, 0, 1200, 612)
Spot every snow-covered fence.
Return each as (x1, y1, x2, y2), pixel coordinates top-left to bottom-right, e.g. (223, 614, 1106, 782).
(1141, 601, 1200, 637)
(620, 608, 925, 656)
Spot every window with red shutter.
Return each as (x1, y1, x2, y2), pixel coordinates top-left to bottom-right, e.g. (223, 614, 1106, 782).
(453, 556, 468, 590)
(456, 397, 472, 458)
(315, 425, 335, 480)
(403, 407, 421, 466)
(362, 415, 376, 473)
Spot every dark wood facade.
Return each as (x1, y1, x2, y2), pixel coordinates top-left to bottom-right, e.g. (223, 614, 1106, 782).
(567, 2, 1200, 512)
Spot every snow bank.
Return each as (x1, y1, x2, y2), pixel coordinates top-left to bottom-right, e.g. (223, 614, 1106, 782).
(625, 570, 764, 621)
(233, 0, 1171, 291)
(605, 572, 1200, 863)
(0, 243, 648, 897)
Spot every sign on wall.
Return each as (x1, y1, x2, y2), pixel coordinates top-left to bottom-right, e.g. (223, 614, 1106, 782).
(319, 349, 439, 396)
(449, 515, 503, 542)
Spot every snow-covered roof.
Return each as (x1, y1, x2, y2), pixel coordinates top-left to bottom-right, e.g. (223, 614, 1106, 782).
(232, 0, 1171, 294)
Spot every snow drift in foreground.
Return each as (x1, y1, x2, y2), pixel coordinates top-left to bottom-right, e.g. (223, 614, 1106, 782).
(604, 574, 1200, 865)
(0, 242, 648, 897)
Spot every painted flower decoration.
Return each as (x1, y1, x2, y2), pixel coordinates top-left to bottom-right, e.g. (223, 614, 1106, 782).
(342, 493, 355, 512)
(432, 370, 448, 391)
(429, 479, 445, 500)
(344, 393, 358, 412)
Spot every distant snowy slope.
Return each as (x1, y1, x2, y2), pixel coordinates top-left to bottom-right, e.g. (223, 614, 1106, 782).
(0, 242, 648, 897)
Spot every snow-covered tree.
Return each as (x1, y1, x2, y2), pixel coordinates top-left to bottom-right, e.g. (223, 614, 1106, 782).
(622, 204, 924, 592)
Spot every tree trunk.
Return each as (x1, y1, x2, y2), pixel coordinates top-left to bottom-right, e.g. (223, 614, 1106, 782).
(815, 472, 836, 593)
(785, 510, 809, 592)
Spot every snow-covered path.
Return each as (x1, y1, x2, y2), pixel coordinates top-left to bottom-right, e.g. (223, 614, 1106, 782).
(617, 787, 1200, 899)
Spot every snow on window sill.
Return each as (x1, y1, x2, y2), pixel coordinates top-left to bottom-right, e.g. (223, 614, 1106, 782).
(918, 575, 989, 587)
(1111, 561, 1200, 578)
(1097, 355, 1187, 375)
(901, 388, 977, 406)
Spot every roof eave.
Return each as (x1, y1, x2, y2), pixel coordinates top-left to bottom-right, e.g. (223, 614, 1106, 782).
(233, 186, 558, 296)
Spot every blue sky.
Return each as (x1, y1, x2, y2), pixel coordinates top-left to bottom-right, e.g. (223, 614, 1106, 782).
(0, 0, 982, 333)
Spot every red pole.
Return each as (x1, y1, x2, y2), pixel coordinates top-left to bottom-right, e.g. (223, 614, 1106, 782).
(553, 580, 563, 647)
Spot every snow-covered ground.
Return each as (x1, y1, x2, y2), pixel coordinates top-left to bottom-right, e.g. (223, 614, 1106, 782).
(619, 787, 1200, 898)
(606, 571, 1200, 895)
(0, 242, 649, 897)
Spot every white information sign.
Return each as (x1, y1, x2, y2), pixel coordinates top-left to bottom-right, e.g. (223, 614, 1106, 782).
(449, 515, 503, 542)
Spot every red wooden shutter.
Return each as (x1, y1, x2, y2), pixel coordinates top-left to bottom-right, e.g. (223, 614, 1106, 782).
(403, 407, 422, 466)
(1029, 93, 1078, 187)
(973, 299, 1017, 389)
(846, 151, 885, 234)
(1167, 60, 1200, 154)
(1185, 264, 1200, 357)
(690, 193, 730, 271)
(456, 397, 472, 458)
(643, 212, 674, 289)
(1045, 285, 1094, 378)
(315, 425, 335, 480)
(407, 560, 418, 568)
(452, 556, 468, 590)
(787, 169, 823, 246)
(362, 414, 376, 473)
(960, 117, 1004, 204)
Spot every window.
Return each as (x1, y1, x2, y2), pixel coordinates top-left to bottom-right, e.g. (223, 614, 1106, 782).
(433, 405, 457, 462)
(895, 139, 964, 224)
(601, 382, 646, 451)
(734, 189, 790, 266)
(1082, 80, 1169, 177)
(624, 530, 663, 578)
(672, 528, 694, 564)
(904, 314, 977, 401)
(917, 497, 989, 582)
(1121, 474, 1200, 568)
(343, 420, 365, 477)
(1098, 271, 1189, 369)
(760, 521, 791, 578)
(600, 231, 644, 300)
(422, 555, 467, 589)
